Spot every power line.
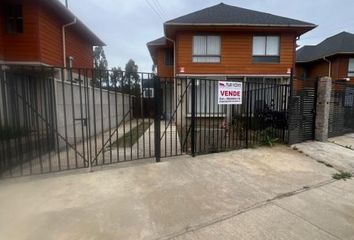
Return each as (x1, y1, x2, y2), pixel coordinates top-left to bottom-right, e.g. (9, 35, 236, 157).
(151, 0, 166, 19)
(145, 0, 164, 21)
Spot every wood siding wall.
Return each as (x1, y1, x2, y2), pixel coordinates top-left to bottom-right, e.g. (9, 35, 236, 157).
(1, 0, 40, 62)
(156, 48, 173, 78)
(0, 4, 3, 60)
(175, 31, 296, 75)
(296, 55, 354, 84)
(65, 28, 94, 69)
(38, 3, 63, 66)
(0, 0, 94, 68)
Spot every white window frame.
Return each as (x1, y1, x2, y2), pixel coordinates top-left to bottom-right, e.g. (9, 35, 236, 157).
(188, 80, 225, 116)
(192, 35, 221, 63)
(143, 88, 154, 98)
(348, 58, 354, 77)
(252, 36, 280, 56)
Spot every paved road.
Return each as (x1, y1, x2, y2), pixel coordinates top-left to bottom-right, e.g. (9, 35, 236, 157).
(0, 140, 353, 239)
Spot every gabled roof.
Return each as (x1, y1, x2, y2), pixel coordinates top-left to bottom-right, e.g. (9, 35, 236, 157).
(147, 37, 168, 47)
(165, 3, 316, 28)
(146, 37, 171, 64)
(297, 31, 354, 63)
(41, 0, 105, 46)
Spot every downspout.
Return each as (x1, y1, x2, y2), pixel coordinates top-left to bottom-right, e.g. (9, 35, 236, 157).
(62, 18, 77, 68)
(323, 56, 331, 78)
(164, 36, 176, 77)
(165, 36, 177, 112)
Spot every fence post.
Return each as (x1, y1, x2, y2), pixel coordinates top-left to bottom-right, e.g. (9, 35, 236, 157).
(315, 77, 332, 142)
(191, 78, 196, 157)
(287, 68, 294, 144)
(154, 76, 161, 162)
(245, 81, 250, 148)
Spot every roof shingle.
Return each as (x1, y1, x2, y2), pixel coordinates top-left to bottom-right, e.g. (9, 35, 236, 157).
(297, 31, 354, 62)
(165, 3, 315, 27)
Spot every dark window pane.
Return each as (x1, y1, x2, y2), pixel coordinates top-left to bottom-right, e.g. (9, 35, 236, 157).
(253, 56, 280, 63)
(5, 4, 23, 33)
(165, 49, 174, 66)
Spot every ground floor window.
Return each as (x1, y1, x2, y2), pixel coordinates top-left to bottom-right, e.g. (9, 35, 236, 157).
(345, 87, 354, 107)
(188, 79, 222, 115)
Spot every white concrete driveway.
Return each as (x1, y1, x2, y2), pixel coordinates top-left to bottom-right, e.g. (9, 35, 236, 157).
(0, 144, 353, 240)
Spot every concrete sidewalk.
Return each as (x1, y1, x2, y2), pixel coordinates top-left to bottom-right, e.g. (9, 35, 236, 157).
(292, 134, 354, 172)
(0, 145, 352, 240)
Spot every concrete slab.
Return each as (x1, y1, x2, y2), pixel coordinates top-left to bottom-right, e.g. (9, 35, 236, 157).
(0, 145, 337, 240)
(172, 204, 338, 240)
(275, 179, 354, 240)
(292, 141, 354, 172)
(329, 133, 354, 150)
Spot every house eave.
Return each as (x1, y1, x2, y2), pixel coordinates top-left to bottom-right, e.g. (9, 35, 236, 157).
(296, 52, 354, 64)
(164, 22, 317, 28)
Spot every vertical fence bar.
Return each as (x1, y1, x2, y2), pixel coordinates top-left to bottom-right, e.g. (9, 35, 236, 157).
(190, 78, 196, 157)
(246, 81, 250, 148)
(92, 69, 98, 165)
(154, 76, 161, 162)
(85, 69, 92, 171)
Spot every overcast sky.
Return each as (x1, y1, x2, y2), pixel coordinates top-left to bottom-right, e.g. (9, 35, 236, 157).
(59, 0, 354, 72)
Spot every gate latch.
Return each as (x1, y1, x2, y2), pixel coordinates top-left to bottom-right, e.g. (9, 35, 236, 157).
(74, 118, 88, 126)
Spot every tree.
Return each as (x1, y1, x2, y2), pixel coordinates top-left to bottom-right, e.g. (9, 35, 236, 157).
(110, 67, 123, 89)
(93, 46, 108, 70)
(93, 46, 108, 86)
(121, 59, 140, 95)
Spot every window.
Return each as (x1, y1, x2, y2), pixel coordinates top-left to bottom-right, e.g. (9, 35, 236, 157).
(252, 36, 280, 63)
(348, 58, 354, 77)
(143, 88, 154, 98)
(344, 87, 354, 107)
(193, 36, 221, 63)
(5, 4, 23, 33)
(188, 80, 223, 115)
(165, 49, 174, 66)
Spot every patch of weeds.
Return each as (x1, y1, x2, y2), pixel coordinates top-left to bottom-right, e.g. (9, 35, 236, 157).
(261, 128, 279, 147)
(317, 160, 334, 168)
(110, 122, 152, 148)
(332, 171, 352, 181)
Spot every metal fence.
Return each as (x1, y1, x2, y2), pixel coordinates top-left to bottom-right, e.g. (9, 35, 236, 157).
(0, 65, 292, 177)
(0, 65, 157, 177)
(169, 77, 291, 156)
(328, 81, 354, 137)
(288, 78, 317, 145)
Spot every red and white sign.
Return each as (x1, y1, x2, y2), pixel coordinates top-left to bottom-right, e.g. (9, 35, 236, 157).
(218, 81, 243, 105)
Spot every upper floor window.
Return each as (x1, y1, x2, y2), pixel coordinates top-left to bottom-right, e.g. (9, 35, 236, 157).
(252, 36, 280, 63)
(348, 58, 354, 77)
(5, 4, 23, 33)
(165, 49, 174, 66)
(193, 35, 221, 63)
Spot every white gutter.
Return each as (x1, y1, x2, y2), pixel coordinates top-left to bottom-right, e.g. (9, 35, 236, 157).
(164, 35, 177, 114)
(62, 18, 77, 68)
(323, 56, 331, 78)
(164, 36, 176, 77)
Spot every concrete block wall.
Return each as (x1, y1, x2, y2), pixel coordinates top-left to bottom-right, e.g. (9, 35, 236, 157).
(55, 80, 131, 147)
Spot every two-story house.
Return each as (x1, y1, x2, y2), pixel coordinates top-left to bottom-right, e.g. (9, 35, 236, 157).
(147, 3, 316, 118)
(0, 0, 105, 68)
(296, 31, 354, 84)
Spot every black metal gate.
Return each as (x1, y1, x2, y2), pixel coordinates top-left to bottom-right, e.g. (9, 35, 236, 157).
(288, 78, 317, 144)
(161, 77, 291, 156)
(0, 65, 160, 177)
(328, 81, 354, 137)
(1, 65, 292, 178)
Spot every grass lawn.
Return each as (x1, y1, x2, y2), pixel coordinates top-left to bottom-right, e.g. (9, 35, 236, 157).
(110, 122, 152, 148)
